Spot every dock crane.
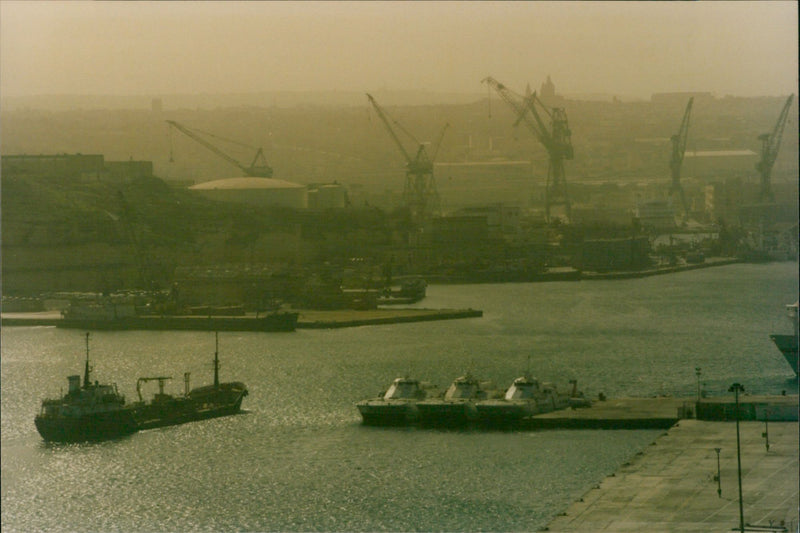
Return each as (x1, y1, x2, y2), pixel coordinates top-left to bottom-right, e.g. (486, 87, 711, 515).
(483, 77, 573, 222)
(366, 93, 448, 222)
(669, 97, 693, 219)
(166, 120, 273, 178)
(756, 94, 794, 203)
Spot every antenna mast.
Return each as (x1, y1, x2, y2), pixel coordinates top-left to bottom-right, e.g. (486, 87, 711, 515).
(214, 332, 220, 388)
(83, 332, 91, 388)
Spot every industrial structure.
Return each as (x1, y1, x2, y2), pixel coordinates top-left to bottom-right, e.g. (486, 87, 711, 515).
(669, 97, 693, 219)
(366, 93, 448, 223)
(166, 120, 273, 178)
(0, 153, 152, 181)
(483, 77, 574, 222)
(756, 94, 793, 203)
(188, 177, 307, 209)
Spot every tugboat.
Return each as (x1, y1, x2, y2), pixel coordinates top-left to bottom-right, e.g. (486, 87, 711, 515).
(356, 376, 436, 425)
(416, 374, 490, 427)
(131, 332, 248, 431)
(34, 333, 138, 443)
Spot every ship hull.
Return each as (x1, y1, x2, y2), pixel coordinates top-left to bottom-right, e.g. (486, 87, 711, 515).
(135, 382, 248, 431)
(357, 401, 418, 426)
(34, 410, 139, 443)
(475, 400, 536, 426)
(57, 313, 298, 332)
(36, 385, 247, 441)
(770, 334, 799, 376)
(416, 401, 477, 427)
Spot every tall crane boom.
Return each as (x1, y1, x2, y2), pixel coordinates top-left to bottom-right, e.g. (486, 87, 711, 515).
(483, 76, 573, 222)
(757, 94, 794, 202)
(366, 94, 447, 222)
(366, 94, 415, 166)
(166, 120, 273, 178)
(669, 97, 693, 218)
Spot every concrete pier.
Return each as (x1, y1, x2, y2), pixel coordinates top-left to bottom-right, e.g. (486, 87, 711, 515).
(529, 397, 688, 429)
(1, 308, 483, 330)
(544, 419, 799, 532)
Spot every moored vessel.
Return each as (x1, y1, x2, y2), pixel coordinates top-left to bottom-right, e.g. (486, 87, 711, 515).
(416, 374, 490, 427)
(476, 376, 589, 425)
(770, 301, 799, 376)
(58, 298, 298, 332)
(356, 376, 436, 425)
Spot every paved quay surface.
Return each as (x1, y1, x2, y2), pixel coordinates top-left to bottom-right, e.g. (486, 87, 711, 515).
(530, 397, 688, 429)
(544, 419, 799, 532)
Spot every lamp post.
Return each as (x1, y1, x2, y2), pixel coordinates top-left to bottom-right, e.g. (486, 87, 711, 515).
(714, 447, 722, 497)
(695, 367, 702, 402)
(729, 382, 745, 533)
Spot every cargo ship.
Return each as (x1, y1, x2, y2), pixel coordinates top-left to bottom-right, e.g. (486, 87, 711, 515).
(132, 333, 248, 431)
(770, 301, 798, 376)
(34, 333, 248, 443)
(34, 333, 139, 442)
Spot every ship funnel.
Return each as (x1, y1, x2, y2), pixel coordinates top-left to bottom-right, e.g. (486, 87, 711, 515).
(68, 375, 81, 394)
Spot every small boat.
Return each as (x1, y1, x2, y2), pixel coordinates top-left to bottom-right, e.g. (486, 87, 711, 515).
(416, 374, 489, 427)
(34, 333, 139, 443)
(356, 377, 435, 425)
(770, 301, 798, 376)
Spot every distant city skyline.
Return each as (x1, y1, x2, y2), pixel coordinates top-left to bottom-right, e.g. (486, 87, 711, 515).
(1, 1, 797, 100)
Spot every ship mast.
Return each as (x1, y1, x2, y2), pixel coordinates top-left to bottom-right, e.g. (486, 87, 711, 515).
(214, 332, 220, 388)
(83, 332, 91, 388)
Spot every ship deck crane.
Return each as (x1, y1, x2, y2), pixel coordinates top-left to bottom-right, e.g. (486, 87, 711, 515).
(756, 94, 794, 203)
(366, 93, 448, 223)
(166, 120, 273, 178)
(669, 97, 693, 219)
(136, 376, 173, 402)
(483, 77, 573, 222)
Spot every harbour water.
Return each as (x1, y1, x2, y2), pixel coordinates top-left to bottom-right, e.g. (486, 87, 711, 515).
(2, 262, 797, 532)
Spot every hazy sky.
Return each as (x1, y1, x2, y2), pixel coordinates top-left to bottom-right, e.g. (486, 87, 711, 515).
(1, 1, 797, 99)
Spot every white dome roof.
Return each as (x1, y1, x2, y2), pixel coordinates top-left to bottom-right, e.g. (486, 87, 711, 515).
(189, 177, 304, 190)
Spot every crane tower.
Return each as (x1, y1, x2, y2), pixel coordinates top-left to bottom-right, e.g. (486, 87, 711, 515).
(669, 97, 693, 219)
(366, 94, 448, 223)
(756, 94, 794, 203)
(167, 120, 273, 178)
(483, 77, 573, 222)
